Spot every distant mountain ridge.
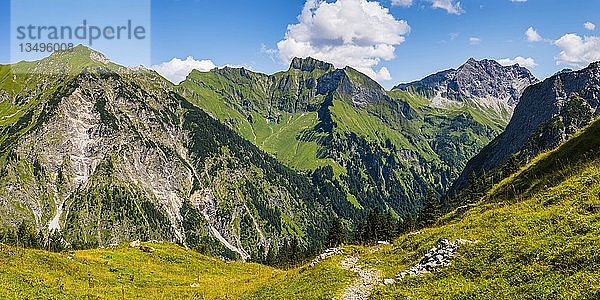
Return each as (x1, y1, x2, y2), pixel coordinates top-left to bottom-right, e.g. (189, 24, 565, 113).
(395, 58, 538, 122)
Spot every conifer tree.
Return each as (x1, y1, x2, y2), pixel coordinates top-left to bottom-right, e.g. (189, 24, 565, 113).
(419, 187, 440, 226)
(326, 217, 346, 248)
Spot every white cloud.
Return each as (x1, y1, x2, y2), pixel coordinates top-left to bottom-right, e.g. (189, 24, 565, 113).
(554, 33, 600, 68)
(497, 56, 538, 69)
(151, 57, 217, 84)
(430, 0, 464, 15)
(525, 27, 542, 42)
(469, 37, 481, 45)
(277, 0, 410, 81)
(374, 66, 392, 80)
(510, 0, 527, 2)
(584, 22, 596, 31)
(392, 0, 413, 7)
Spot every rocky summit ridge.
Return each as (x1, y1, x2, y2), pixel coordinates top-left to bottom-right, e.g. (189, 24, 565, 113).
(395, 58, 539, 122)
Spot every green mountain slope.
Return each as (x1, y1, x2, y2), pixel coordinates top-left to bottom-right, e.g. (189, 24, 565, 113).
(178, 58, 505, 223)
(0, 47, 330, 261)
(365, 117, 600, 299)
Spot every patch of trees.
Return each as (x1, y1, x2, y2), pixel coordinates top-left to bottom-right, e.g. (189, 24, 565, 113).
(256, 237, 318, 269)
(64, 183, 173, 247)
(0, 221, 66, 252)
(326, 217, 346, 248)
(350, 188, 441, 246)
(353, 207, 395, 245)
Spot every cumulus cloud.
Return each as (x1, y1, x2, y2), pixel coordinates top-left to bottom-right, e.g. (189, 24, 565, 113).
(554, 33, 600, 68)
(525, 27, 542, 42)
(584, 22, 596, 31)
(497, 56, 538, 69)
(430, 0, 464, 15)
(392, 0, 413, 7)
(277, 0, 410, 81)
(151, 57, 217, 84)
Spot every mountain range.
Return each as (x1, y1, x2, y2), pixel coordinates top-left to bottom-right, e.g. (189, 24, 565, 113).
(4, 45, 599, 267)
(178, 55, 536, 224)
(2, 45, 600, 299)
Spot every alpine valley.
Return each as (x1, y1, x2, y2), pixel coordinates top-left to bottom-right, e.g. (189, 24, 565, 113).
(1, 46, 600, 299)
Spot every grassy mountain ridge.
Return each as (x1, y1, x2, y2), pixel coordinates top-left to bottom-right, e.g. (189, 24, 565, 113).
(179, 57, 506, 223)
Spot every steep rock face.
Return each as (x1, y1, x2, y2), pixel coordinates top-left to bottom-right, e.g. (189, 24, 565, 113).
(290, 57, 334, 73)
(317, 67, 389, 107)
(451, 62, 600, 194)
(395, 59, 538, 122)
(0, 48, 328, 260)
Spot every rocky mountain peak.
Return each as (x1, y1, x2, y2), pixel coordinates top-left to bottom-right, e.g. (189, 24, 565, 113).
(393, 58, 538, 121)
(458, 58, 502, 73)
(314, 67, 388, 107)
(290, 57, 335, 73)
(462, 57, 484, 67)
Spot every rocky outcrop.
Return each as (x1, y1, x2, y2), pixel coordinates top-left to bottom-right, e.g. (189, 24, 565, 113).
(316, 67, 389, 108)
(451, 61, 600, 194)
(290, 57, 334, 73)
(397, 239, 458, 279)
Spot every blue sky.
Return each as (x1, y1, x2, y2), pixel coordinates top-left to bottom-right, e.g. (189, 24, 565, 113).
(1, 0, 600, 88)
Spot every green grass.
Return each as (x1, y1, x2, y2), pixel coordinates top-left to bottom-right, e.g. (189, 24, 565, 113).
(1, 242, 275, 299)
(330, 99, 415, 151)
(246, 254, 354, 300)
(366, 164, 600, 299)
(0, 242, 355, 300)
(386, 89, 431, 109)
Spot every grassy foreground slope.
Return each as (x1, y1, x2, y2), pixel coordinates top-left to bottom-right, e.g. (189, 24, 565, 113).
(365, 118, 600, 299)
(0, 242, 354, 299)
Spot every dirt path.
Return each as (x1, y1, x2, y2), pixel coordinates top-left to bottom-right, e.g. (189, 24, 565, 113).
(340, 255, 382, 300)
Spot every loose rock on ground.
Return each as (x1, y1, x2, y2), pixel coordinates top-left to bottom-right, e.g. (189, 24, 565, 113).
(310, 248, 344, 267)
(396, 239, 466, 280)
